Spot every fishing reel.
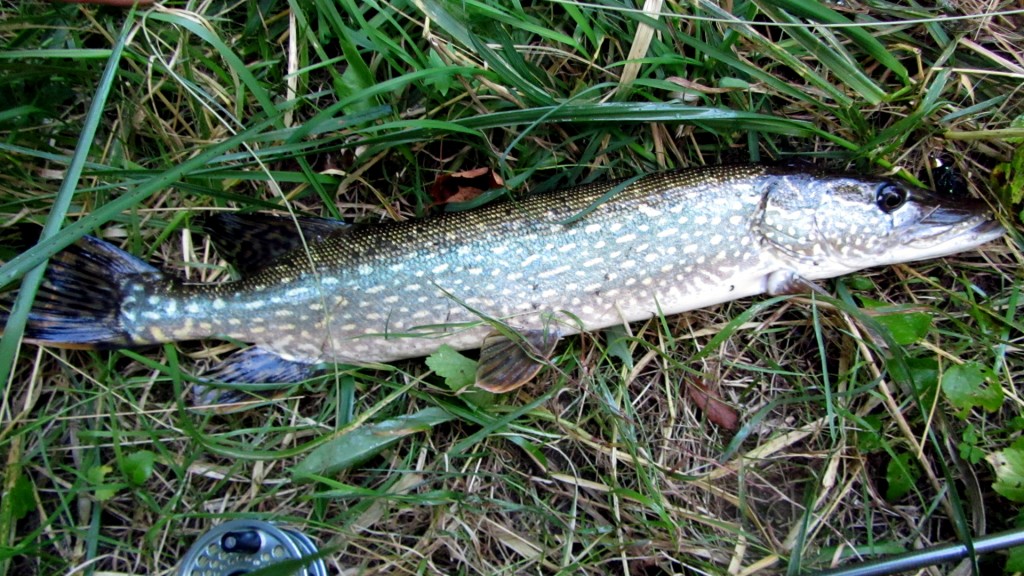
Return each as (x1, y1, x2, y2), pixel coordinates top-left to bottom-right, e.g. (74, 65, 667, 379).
(178, 519, 327, 576)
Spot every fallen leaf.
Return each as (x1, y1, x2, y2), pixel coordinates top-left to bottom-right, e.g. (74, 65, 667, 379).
(686, 380, 739, 430)
(430, 167, 504, 205)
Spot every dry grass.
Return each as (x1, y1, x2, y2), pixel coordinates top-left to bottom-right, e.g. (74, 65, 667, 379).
(0, 1, 1022, 575)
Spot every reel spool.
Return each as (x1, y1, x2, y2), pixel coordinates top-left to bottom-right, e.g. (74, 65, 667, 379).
(178, 519, 327, 576)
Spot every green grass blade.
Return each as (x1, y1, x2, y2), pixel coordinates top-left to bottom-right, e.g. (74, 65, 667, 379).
(0, 11, 136, 397)
(756, 1, 886, 104)
(293, 407, 455, 477)
(765, 0, 910, 82)
(0, 114, 278, 287)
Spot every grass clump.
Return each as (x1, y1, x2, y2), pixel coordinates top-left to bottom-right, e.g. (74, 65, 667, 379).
(0, 1, 1021, 575)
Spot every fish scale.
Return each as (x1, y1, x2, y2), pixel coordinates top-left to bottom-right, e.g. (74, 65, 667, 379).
(3, 164, 1004, 406)
(129, 166, 772, 362)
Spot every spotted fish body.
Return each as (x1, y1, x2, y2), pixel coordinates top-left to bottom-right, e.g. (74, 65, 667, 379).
(7, 165, 1005, 400)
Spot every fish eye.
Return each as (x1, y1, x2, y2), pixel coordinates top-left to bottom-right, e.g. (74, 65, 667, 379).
(876, 183, 907, 213)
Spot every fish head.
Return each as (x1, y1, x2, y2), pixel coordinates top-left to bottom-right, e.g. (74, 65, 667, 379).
(757, 172, 1004, 277)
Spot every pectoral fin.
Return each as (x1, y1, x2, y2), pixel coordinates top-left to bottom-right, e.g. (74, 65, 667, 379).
(475, 329, 560, 393)
(191, 346, 323, 411)
(766, 270, 829, 297)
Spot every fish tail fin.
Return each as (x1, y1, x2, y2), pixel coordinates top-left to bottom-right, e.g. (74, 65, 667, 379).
(0, 226, 163, 349)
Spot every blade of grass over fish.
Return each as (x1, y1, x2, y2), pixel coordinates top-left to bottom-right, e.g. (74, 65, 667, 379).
(558, 174, 646, 225)
(0, 11, 135, 399)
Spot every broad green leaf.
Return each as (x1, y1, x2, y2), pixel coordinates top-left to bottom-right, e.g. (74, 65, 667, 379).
(960, 443, 985, 466)
(120, 450, 157, 486)
(425, 345, 497, 407)
(8, 474, 34, 521)
(993, 138, 1024, 206)
(293, 407, 455, 477)
(425, 51, 455, 97)
(1009, 114, 1024, 144)
(425, 345, 477, 391)
(604, 325, 634, 370)
(942, 362, 1004, 413)
(1007, 546, 1024, 572)
(845, 276, 876, 292)
(885, 453, 920, 501)
(854, 414, 884, 453)
(874, 312, 932, 345)
(987, 444, 1024, 502)
(87, 465, 118, 502)
(958, 424, 985, 465)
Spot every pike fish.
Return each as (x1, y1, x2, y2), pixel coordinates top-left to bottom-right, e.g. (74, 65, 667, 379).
(1, 165, 1005, 407)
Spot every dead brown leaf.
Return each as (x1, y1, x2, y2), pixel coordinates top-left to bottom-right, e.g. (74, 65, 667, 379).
(429, 167, 504, 206)
(686, 379, 739, 431)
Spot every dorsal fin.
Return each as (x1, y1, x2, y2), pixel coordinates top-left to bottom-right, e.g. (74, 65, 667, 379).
(201, 213, 348, 275)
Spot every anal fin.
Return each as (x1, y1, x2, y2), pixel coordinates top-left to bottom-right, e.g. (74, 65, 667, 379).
(191, 346, 324, 412)
(475, 329, 560, 393)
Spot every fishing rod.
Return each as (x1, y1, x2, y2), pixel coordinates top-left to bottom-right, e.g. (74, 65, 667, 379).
(815, 527, 1024, 576)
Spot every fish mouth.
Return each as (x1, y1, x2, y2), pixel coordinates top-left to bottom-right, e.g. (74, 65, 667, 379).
(906, 195, 1003, 244)
(970, 217, 1006, 240)
(904, 212, 1004, 257)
